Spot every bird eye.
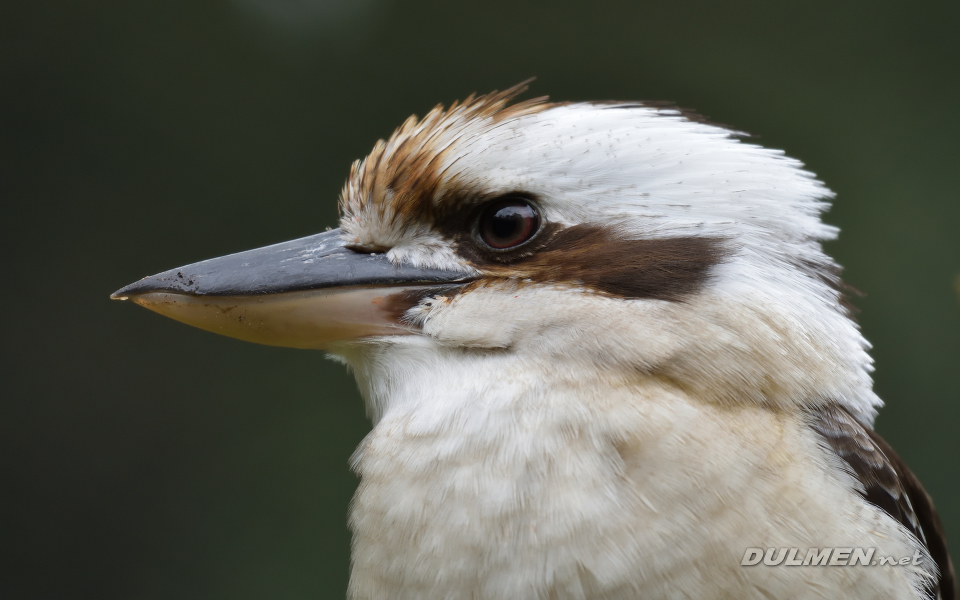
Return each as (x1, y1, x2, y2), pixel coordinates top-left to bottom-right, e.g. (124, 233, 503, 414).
(477, 198, 541, 249)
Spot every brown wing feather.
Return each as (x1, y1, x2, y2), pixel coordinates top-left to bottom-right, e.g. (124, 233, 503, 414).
(865, 424, 957, 600)
(809, 404, 956, 600)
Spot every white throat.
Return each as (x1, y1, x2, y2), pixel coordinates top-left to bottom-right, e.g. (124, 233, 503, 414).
(336, 340, 916, 600)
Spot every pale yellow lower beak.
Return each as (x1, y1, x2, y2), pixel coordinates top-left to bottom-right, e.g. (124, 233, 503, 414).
(126, 286, 441, 350)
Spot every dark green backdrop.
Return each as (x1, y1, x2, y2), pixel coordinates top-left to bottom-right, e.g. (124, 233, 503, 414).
(2, 1, 958, 598)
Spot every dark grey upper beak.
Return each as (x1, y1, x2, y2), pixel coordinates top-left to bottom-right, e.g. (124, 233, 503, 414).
(111, 228, 473, 299)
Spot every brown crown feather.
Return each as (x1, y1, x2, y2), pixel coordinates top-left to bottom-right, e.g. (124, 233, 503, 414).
(339, 81, 551, 236)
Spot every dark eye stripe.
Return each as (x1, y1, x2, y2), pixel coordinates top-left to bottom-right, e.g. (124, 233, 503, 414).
(456, 221, 728, 301)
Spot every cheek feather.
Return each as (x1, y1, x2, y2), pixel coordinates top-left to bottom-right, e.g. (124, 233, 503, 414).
(379, 286, 464, 324)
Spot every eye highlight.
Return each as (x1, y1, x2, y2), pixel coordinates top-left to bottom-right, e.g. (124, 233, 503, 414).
(477, 197, 541, 249)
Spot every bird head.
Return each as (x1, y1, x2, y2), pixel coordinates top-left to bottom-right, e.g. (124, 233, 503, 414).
(112, 84, 879, 424)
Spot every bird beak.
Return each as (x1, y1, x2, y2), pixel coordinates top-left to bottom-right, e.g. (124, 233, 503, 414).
(110, 228, 473, 349)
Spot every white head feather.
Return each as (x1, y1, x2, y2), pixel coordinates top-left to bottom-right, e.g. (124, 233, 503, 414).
(335, 88, 879, 426)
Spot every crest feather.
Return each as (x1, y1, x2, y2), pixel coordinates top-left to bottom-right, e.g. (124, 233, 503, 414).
(340, 81, 549, 242)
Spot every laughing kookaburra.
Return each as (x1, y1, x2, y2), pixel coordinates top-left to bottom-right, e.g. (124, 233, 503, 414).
(113, 84, 955, 600)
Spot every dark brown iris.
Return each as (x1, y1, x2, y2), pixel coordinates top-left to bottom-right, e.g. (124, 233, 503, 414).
(478, 198, 541, 249)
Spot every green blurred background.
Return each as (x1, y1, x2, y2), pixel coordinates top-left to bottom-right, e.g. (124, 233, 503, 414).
(2, 1, 958, 598)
